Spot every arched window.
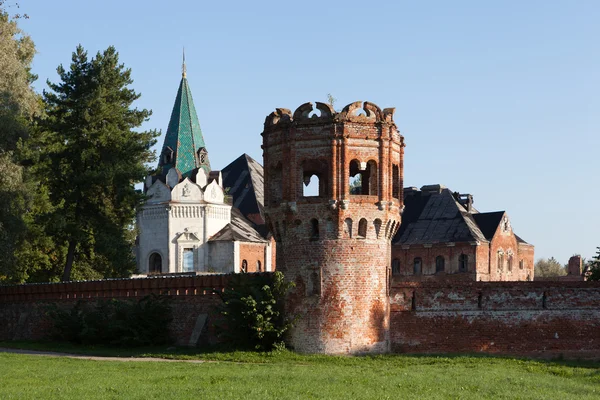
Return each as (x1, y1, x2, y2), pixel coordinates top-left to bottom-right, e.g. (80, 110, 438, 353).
(497, 251, 504, 272)
(373, 219, 382, 239)
(310, 218, 319, 240)
(459, 254, 468, 273)
(507, 252, 513, 272)
(519, 260, 525, 270)
(358, 218, 367, 238)
(302, 159, 328, 198)
(241, 259, 248, 273)
(182, 248, 194, 272)
(149, 253, 162, 274)
(392, 259, 400, 276)
(392, 165, 400, 199)
(257, 260, 262, 272)
(310, 271, 320, 296)
(413, 258, 422, 275)
(348, 160, 378, 195)
(270, 162, 283, 206)
(435, 256, 445, 273)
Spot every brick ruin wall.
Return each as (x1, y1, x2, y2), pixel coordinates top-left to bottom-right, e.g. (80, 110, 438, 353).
(0, 275, 237, 346)
(391, 280, 600, 359)
(1, 276, 599, 358)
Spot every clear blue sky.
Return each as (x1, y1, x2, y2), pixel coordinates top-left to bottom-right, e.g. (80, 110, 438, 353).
(16, 0, 600, 264)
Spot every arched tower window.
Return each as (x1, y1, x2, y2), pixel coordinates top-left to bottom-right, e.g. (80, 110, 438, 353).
(349, 160, 378, 196)
(270, 162, 283, 206)
(358, 218, 367, 238)
(413, 258, 422, 275)
(301, 159, 328, 198)
(435, 256, 445, 273)
(392, 259, 400, 276)
(310, 218, 319, 240)
(392, 164, 400, 199)
(373, 219, 382, 239)
(148, 252, 162, 274)
(459, 254, 468, 273)
(310, 271, 321, 296)
(241, 259, 248, 273)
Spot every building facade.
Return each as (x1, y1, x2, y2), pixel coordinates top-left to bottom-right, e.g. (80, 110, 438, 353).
(391, 185, 534, 281)
(136, 67, 272, 275)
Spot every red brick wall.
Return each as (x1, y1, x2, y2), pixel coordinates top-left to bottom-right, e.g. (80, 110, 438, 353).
(239, 242, 267, 273)
(391, 243, 478, 280)
(0, 274, 257, 346)
(390, 280, 600, 358)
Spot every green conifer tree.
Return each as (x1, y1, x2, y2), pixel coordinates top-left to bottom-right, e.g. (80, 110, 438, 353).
(39, 45, 159, 281)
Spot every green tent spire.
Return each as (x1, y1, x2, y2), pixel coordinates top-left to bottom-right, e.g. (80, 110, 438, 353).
(158, 60, 210, 179)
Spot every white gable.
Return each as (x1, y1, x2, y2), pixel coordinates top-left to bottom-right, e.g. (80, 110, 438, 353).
(171, 178, 203, 202)
(204, 181, 225, 204)
(146, 180, 171, 204)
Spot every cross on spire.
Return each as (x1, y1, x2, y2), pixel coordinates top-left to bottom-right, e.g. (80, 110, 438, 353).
(182, 47, 187, 78)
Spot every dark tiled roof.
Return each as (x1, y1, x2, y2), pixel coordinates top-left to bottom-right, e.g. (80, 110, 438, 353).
(472, 211, 504, 240)
(209, 208, 267, 243)
(394, 188, 487, 245)
(222, 154, 267, 237)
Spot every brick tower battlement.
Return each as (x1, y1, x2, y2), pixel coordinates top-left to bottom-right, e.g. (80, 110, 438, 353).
(262, 101, 404, 353)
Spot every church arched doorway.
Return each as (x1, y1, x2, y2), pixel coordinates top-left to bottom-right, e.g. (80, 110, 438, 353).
(149, 252, 162, 274)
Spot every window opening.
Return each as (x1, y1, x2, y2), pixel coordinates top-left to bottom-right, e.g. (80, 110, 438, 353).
(182, 248, 194, 272)
(310, 218, 319, 240)
(303, 174, 320, 197)
(435, 256, 445, 273)
(459, 254, 468, 273)
(349, 160, 378, 195)
(344, 218, 353, 238)
(413, 258, 422, 275)
(310, 271, 320, 296)
(392, 259, 400, 276)
(241, 259, 248, 273)
(257, 260, 262, 272)
(519, 259, 524, 270)
(507, 253, 513, 272)
(358, 218, 367, 238)
(497, 251, 504, 272)
(373, 219, 382, 239)
(392, 165, 400, 199)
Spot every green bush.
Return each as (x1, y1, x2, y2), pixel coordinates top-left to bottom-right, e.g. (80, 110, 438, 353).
(47, 294, 173, 346)
(217, 271, 296, 351)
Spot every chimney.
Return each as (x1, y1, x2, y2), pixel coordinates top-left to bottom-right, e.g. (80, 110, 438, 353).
(567, 255, 582, 276)
(457, 193, 474, 212)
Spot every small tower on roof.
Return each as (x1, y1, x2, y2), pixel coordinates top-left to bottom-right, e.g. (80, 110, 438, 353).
(158, 51, 210, 179)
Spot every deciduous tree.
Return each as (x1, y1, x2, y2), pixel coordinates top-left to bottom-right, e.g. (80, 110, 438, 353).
(534, 257, 567, 278)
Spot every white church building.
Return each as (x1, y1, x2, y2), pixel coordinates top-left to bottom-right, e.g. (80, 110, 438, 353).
(136, 65, 273, 275)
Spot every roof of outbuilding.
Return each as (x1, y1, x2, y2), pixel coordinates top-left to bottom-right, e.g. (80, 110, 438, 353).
(221, 154, 267, 237)
(394, 187, 494, 245)
(209, 208, 268, 243)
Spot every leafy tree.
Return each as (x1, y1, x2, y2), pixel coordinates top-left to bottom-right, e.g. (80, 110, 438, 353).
(0, 9, 53, 283)
(39, 45, 159, 281)
(218, 272, 296, 351)
(534, 257, 567, 278)
(587, 247, 600, 281)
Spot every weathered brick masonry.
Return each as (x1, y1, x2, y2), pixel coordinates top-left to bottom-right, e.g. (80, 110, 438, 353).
(390, 280, 600, 358)
(262, 101, 404, 353)
(0, 275, 241, 346)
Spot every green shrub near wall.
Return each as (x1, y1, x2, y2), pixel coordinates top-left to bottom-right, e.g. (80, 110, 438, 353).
(47, 294, 172, 346)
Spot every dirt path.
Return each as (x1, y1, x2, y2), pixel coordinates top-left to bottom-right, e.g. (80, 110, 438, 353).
(0, 347, 207, 363)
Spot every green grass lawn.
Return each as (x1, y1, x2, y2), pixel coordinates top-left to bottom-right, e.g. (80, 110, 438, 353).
(0, 343, 599, 399)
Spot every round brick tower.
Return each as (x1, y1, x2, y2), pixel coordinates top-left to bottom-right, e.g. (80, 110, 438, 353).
(262, 101, 404, 354)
